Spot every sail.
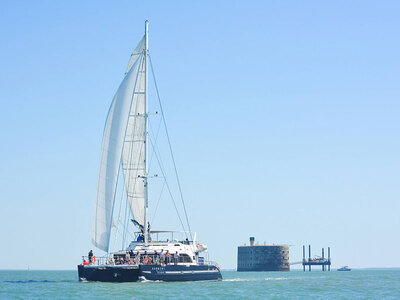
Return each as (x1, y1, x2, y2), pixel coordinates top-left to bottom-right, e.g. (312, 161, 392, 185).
(92, 38, 145, 252)
(126, 37, 145, 74)
(121, 54, 146, 228)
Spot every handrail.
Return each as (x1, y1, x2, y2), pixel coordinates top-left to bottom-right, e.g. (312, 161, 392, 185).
(205, 261, 220, 268)
(81, 254, 219, 267)
(81, 256, 110, 266)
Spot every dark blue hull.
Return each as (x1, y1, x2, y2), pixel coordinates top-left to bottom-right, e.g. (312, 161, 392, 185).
(140, 264, 222, 282)
(77, 265, 140, 282)
(78, 264, 222, 282)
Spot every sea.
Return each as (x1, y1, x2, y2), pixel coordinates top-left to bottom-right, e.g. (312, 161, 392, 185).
(1, 269, 399, 299)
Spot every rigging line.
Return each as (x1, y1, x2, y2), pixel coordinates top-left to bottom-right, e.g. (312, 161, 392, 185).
(113, 166, 127, 252)
(148, 120, 167, 177)
(148, 121, 168, 224)
(121, 194, 130, 248)
(122, 172, 130, 248)
(151, 171, 166, 224)
(148, 133, 189, 237)
(114, 208, 135, 231)
(115, 216, 136, 240)
(113, 200, 137, 243)
(148, 108, 180, 227)
(116, 225, 136, 249)
(148, 111, 163, 170)
(149, 55, 193, 242)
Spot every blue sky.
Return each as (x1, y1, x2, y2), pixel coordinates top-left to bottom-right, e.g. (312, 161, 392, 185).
(0, 0, 399, 270)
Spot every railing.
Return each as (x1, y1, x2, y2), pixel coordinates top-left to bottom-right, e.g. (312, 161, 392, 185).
(204, 260, 220, 269)
(82, 256, 111, 266)
(81, 254, 220, 268)
(303, 258, 331, 263)
(302, 258, 331, 265)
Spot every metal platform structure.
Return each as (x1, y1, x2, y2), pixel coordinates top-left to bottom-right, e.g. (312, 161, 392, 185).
(302, 245, 331, 271)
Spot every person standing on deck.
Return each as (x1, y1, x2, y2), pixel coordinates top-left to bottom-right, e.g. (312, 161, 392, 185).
(135, 251, 140, 264)
(153, 251, 158, 264)
(88, 250, 93, 264)
(165, 250, 171, 265)
(174, 251, 179, 265)
(160, 250, 165, 265)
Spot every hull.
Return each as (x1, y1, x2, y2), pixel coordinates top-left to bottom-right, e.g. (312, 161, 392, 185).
(140, 264, 222, 282)
(77, 264, 222, 282)
(78, 265, 140, 282)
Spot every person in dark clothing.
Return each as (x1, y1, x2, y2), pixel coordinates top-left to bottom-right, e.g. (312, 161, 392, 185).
(88, 250, 93, 263)
(137, 234, 145, 242)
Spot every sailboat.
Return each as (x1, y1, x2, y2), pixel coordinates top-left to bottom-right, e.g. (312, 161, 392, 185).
(77, 21, 222, 282)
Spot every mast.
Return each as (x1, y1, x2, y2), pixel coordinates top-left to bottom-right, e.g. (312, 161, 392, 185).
(143, 20, 149, 246)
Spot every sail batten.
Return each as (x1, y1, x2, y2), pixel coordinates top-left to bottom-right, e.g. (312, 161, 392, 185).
(92, 36, 146, 252)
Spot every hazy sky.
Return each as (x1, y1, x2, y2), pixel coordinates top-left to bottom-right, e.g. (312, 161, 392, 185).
(1, 1, 399, 270)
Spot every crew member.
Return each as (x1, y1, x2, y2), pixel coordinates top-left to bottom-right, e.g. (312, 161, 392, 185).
(165, 250, 171, 265)
(160, 250, 165, 265)
(88, 250, 93, 264)
(174, 251, 179, 265)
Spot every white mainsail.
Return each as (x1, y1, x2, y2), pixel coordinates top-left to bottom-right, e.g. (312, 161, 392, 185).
(92, 37, 146, 252)
(121, 43, 146, 229)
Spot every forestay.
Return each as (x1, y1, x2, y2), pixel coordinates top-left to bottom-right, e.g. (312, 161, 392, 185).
(92, 37, 146, 252)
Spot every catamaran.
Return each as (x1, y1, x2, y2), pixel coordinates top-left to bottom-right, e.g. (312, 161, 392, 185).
(77, 21, 222, 282)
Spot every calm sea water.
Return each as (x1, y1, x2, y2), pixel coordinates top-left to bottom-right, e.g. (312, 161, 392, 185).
(1, 269, 399, 299)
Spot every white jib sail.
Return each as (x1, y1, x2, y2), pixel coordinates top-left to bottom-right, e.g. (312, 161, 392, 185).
(92, 37, 145, 252)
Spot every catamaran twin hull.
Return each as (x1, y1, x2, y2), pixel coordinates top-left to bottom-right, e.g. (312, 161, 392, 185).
(77, 264, 222, 282)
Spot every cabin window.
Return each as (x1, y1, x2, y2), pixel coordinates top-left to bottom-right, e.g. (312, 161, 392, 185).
(179, 254, 192, 263)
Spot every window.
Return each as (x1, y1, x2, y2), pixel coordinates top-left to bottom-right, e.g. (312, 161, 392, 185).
(179, 254, 192, 263)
